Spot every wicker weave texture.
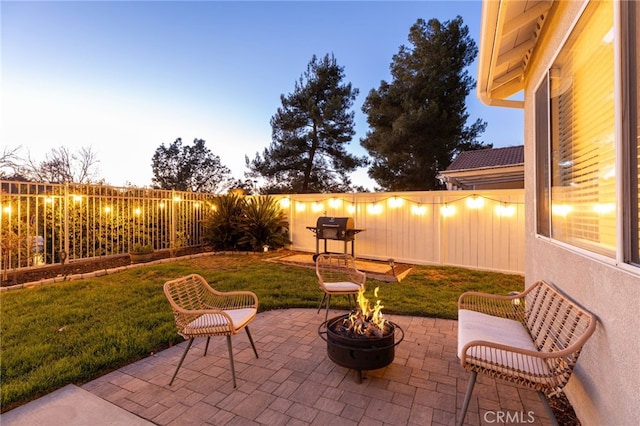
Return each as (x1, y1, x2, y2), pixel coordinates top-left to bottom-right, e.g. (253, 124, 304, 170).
(458, 280, 596, 396)
(315, 253, 366, 293)
(163, 274, 258, 339)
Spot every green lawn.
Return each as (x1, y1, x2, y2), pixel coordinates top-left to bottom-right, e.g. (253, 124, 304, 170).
(0, 252, 524, 412)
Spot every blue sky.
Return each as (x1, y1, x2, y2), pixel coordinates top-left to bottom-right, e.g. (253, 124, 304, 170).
(1, 0, 523, 190)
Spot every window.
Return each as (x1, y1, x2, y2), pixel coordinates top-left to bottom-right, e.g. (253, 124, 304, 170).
(548, 0, 615, 257)
(535, 0, 640, 267)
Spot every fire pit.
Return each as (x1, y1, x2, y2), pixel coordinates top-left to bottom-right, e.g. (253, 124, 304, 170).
(318, 287, 404, 383)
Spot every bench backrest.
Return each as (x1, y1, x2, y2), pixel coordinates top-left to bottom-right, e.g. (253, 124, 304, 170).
(524, 281, 596, 358)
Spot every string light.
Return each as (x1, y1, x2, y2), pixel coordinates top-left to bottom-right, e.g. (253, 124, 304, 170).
(495, 204, 516, 217)
(388, 197, 404, 208)
(440, 204, 456, 217)
(466, 196, 485, 209)
(411, 204, 427, 215)
(279, 197, 290, 208)
(367, 202, 383, 214)
(328, 197, 342, 208)
(279, 194, 523, 218)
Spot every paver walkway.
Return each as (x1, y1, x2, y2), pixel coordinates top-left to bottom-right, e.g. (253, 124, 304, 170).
(76, 308, 552, 425)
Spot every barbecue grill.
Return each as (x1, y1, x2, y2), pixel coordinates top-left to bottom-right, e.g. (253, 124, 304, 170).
(307, 217, 364, 258)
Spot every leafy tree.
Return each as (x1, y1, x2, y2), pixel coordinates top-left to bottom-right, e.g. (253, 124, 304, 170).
(151, 138, 232, 193)
(246, 53, 367, 193)
(361, 17, 489, 191)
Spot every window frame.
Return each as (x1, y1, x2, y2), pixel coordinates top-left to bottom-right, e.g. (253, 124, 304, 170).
(620, 0, 639, 267)
(533, 0, 640, 273)
(534, 75, 551, 239)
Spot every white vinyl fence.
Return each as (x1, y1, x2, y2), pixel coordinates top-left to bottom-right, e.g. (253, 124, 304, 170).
(281, 189, 525, 275)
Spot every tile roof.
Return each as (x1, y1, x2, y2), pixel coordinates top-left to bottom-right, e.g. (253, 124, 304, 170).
(445, 145, 524, 171)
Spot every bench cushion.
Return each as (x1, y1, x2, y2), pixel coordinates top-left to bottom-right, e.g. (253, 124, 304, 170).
(458, 309, 549, 376)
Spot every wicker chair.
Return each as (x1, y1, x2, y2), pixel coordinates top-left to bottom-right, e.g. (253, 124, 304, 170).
(456, 280, 596, 426)
(315, 253, 366, 323)
(163, 274, 259, 388)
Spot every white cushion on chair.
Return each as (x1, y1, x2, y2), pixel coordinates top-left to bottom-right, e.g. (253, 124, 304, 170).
(324, 281, 362, 292)
(187, 308, 256, 333)
(458, 309, 549, 375)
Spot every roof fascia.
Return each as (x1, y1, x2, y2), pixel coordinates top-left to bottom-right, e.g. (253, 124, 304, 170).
(477, 0, 525, 109)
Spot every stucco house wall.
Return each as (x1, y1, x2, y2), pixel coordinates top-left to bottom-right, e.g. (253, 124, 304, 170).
(521, 2, 640, 424)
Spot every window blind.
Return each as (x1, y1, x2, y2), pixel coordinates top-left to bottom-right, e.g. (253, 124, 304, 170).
(549, 0, 616, 257)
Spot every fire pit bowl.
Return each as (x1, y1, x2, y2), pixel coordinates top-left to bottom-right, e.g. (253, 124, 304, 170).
(318, 314, 404, 383)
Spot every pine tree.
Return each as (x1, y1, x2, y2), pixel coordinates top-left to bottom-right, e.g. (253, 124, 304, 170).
(361, 17, 489, 191)
(246, 54, 366, 193)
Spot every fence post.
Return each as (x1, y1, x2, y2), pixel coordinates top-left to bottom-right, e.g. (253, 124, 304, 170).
(63, 183, 70, 262)
(171, 190, 176, 255)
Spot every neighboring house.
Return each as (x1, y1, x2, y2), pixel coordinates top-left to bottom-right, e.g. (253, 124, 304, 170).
(477, 1, 639, 425)
(437, 145, 524, 190)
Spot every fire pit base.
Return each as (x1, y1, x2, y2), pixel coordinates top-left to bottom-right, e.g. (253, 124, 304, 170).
(318, 314, 404, 383)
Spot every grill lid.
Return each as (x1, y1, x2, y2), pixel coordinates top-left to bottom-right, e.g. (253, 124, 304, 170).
(316, 217, 354, 229)
(315, 217, 355, 240)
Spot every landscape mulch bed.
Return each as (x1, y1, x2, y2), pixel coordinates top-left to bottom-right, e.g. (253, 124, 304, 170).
(1, 246, 206, 287)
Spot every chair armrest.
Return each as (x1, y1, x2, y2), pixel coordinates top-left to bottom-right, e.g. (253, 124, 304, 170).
(460, 335, 593, 393)
(461, 337, 588, 363)
(349, 269, 366, 286)
(202, 288, 259, 311)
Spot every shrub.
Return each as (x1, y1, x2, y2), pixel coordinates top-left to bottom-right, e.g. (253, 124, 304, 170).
(129, 243, 154, 254)
(203, 193, 246, 250)
(239, 196, 291, 251)
(203, 194, 290, 251)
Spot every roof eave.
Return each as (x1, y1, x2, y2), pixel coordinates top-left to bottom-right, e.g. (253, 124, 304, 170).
(477, 0, 549, 110)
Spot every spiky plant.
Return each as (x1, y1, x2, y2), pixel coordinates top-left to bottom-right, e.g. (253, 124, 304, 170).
(203, 193, 245, 250)
(239, 196, 291, 251)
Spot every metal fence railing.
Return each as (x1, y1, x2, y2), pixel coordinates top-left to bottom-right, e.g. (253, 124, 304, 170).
(0, 181, 212, 275)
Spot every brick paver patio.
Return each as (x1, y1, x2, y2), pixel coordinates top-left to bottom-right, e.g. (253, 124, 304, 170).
(81, 308, 553, 425)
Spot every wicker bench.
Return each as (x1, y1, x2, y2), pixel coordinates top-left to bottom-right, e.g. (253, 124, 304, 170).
(457, 280, 596, 426)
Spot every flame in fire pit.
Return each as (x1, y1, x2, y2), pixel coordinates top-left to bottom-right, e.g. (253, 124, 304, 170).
(342, 287, 390, 338)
